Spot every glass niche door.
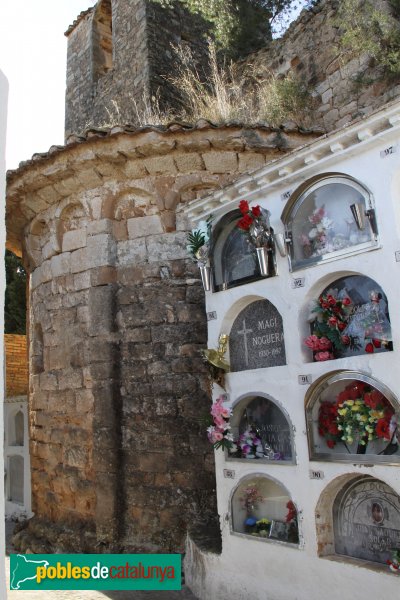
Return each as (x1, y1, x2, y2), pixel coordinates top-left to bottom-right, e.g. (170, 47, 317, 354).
(283, 175, 378, 271)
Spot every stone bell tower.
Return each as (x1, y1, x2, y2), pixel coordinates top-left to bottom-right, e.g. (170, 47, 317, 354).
(64, 0, 210, 138)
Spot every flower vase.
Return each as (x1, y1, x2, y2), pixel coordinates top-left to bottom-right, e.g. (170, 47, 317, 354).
(256, 247, 269, 277)
(199, 264, 211, 291)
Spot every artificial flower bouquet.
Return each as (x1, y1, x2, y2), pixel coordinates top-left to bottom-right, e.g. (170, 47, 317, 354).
(236, 200, 272, 248)
(318, 381, 397, 453)
(207, 395, 236, 451)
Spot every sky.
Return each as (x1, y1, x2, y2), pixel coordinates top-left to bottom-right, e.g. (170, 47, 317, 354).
(0, 1, 95, 170)
(0, 0, 306, 171)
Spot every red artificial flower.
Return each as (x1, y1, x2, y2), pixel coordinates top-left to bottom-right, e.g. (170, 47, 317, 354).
(372, 339, 381, 348)
(251, 205, 262, 217)
(376, 418, 391, 440)
(342, 297, 352, 306)
(239, 200, 249, 215)
(341, 335, 350, 345)
(327, 295, 336, 306)
(365, 342, 374, 353)
(328, 317, 338, 327)
(338, 322, 346, 331)
(237, 214, 253, 231)
(327, 439, 336, 449)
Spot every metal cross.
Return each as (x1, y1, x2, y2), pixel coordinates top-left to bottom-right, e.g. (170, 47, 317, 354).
(237, 319, 253, 366)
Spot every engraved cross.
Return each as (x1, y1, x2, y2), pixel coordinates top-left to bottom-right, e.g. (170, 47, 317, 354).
(237, 319, 253, 366)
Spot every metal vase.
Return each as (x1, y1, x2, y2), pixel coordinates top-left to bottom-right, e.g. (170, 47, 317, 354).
(199, 265, 211, 291)
(256, 247, 269, 277)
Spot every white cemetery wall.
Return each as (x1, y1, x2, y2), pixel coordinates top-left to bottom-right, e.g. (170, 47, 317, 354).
(4, 397, 32, 518)
(0, 68, 8, 600)
(185, 106, 400, 600)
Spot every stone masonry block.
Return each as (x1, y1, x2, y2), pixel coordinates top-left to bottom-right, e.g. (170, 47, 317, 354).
(87, 234, 116, 268)
(127, 215, 163, 239)
(174, 153, 205, 173)
(62, 228, 87, 252)
(71, 248, 89, 273)
(238, 152, 265, 173)
(143, 155, 177, 175)
(202, 151, 237, 173)
(88, 285, 115, 336)
(117, 239, 147, 265)
(51, 253, 71, 278)
(146, 232, 188, 262)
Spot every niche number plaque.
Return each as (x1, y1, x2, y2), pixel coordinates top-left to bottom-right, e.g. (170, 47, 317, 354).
(309, 470, 324, 480)
(207, 311, 217, 321)
(298, 374, 312, 385)
(291, 277, 305, 289)
(223, 469, 235, 479)
(380, 145, 398, 158)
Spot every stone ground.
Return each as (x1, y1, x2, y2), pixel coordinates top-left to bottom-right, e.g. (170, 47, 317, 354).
(4, 521, 198, 600)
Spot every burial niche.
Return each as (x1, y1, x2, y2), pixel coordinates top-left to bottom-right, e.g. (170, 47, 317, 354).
(8, 455, 24, 504)
(230, 300, 286, 372)
(281, 174, 378, 271)
(212, 211, 270, 291)
(9, 411, 24, 447)
(304, 274, 392, 362)
(231, 475, 298, 544)
(229, 396, 294, 462)
(333, 476, 400, 565)
(306, 371, 400, 464)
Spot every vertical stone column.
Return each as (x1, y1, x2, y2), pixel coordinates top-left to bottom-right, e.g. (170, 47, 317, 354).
(116, 220, 217, 551)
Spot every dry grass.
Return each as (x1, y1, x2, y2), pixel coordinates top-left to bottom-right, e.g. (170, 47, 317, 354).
(168, 42, 312, 126)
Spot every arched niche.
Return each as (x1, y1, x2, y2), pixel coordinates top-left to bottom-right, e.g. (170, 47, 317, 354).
(316, 475, 400, 567)
(57, 202, 88, 252)
(303, 274, 392, 362)
(112, 188, 154, 220)
(8, 411, 24, 447)
(212, 210, 273, 291)
(281, 173, 378, 272)
(8, 455, 24, 504)
(229, 394, 294, 463)
(231, 474, 299, 544)
(229, 299, 286, 372)
(306, 371, 400, 464)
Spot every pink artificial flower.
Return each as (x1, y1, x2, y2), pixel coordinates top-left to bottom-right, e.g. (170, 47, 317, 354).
(213, 415, 227, 429)
(315, 351, 334, 361)
(341, 335, 350, 345)
(342, 297, 352, 306)
(304, 335, 320, 350)
(327, 316, 338, 327)
(317, 337, 332, 351)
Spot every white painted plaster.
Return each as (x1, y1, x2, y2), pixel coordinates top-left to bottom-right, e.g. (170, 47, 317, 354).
(184, 100, 400, 600)
(0, 68, 8, 600)
(4, 397, 32, 518)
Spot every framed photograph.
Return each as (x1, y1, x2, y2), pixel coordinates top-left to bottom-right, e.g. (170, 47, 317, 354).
(269, 520, 289, 541)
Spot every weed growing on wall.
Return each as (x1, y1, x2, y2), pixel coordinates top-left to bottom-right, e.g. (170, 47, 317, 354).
(336, 0, 400, 78)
